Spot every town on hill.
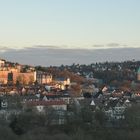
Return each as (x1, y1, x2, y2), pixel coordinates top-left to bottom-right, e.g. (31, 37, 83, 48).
(0, 58, 140, 140)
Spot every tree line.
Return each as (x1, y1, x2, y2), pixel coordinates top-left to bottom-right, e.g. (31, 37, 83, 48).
(0, 103, 140, 140)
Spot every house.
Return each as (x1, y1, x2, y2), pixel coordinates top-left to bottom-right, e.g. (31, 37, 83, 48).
(0, 59, 5, 67)
(60, 95, 71, 104)
(25, 100, 67, 125)
(55, 77, 70, 90)
(25, 100, 67, 112)
(112, 103, 126, 120)
(105, 102, 126, 120)
(82, 84, 96, 94)
(90, 100, 95, 106)
(1, 100, 8, 108)
(0, 109, 21, 121)
(36, 71, 52, 84)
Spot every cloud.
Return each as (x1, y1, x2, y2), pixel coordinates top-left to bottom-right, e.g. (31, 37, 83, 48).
(107, 43, 120, 47)
(93, 44, 105, 48)
(0, 46, 15, 53)
(26, 45, 61, 50)
(92, 43, 128, 49)
(0, 46, 140, 66)
(106, 43, 128, 48)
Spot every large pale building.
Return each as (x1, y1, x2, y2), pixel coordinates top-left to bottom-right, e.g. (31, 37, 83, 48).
(0, 68, 36, 84)
(0, 59, 37, 84)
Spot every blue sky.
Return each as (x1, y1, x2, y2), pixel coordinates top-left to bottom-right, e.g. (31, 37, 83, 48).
(0, 0, 140, 49)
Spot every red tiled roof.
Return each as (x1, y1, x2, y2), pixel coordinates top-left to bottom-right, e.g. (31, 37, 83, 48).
(26, 100, 66, 106)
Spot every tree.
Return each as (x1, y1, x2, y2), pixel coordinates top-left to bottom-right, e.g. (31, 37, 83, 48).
(10, 111, 46, 135)
(70, 84, 81, 96)
(124, 104, 140, 129)
(80, 106, 93, 123)
(0, 126, 18, 140)
(93, 110, 107, 127)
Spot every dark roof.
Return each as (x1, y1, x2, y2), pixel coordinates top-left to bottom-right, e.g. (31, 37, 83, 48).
(55, 78, 67, 81)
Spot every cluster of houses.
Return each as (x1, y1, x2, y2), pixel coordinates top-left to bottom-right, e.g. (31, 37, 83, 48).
(1, 58, 140, 125)
(0, 82, 140, 125)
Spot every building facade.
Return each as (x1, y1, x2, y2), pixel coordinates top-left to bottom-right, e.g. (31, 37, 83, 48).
(36, 71, 52, 84)
(0, 69, 36, 84)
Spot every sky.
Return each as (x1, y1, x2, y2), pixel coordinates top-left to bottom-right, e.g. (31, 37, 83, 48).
(0, 0, 140, 49)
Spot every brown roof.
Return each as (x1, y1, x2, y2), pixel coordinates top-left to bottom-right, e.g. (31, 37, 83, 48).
(26, 100, 66, 106)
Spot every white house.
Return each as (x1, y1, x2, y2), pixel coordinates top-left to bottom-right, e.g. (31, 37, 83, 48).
(55, 77, 70, 90)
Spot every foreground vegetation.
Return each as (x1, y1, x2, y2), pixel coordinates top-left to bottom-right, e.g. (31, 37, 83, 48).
(0, 104, 140, 140)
